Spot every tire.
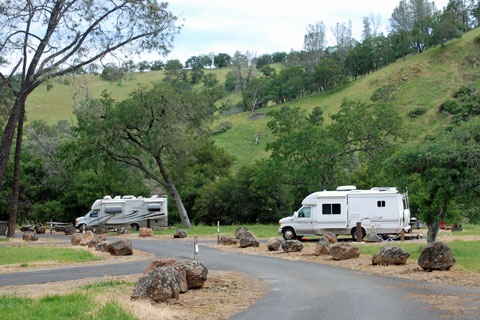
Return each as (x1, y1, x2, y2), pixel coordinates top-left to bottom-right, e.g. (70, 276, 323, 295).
(131, 223, 140, 231)
(77, 224, 86, 232)
(282, 227, 297, 240)
(351, 227, 366, 241)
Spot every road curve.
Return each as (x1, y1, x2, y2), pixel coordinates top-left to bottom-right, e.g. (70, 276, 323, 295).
(1, 237, 480, 319)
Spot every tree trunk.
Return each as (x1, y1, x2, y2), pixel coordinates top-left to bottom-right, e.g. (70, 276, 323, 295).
(167, 181, 191, 228)
(7, 102, 25, 238)
(426, 199, 447, 243)
(0, 97, 23, 190)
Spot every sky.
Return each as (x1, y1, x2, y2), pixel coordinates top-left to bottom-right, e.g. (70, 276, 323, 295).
(156, 0, 449, 63)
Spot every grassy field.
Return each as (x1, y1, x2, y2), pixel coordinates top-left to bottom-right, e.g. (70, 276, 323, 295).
(0, 247, 103, 265)
(0, 281, 136, 320)
(154, 224, 279, 238)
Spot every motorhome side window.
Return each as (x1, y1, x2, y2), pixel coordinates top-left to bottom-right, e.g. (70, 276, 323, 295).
(322, 204, 341, 215)
(298, 207, 311, 218)
(377, 201, 386, 207)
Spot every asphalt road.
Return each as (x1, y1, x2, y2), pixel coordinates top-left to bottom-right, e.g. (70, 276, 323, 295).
(1, 237, 480, 319)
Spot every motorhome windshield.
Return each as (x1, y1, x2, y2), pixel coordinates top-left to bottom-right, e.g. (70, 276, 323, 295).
(87, 210, 98, 218)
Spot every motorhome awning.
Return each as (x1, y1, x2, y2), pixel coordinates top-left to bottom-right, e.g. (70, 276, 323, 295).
(104, 206, 122, 213)
(147, 203, 162, 211)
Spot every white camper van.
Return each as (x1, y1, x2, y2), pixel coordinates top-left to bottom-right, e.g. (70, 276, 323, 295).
(75, 195, 168, 231)
(278, 186, 411, 240)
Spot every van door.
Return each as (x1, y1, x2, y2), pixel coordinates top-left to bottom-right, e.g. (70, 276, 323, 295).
(316, 198, 347, 229)
(295, 206, 314, 235)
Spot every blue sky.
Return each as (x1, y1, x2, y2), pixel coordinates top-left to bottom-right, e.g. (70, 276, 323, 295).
(155, 0, 449, 63)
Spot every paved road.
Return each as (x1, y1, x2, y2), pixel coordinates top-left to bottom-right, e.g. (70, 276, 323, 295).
(1, 237, 480, 319)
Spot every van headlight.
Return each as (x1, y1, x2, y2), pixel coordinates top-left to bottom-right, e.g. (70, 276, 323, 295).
(278, 221, 281, 227)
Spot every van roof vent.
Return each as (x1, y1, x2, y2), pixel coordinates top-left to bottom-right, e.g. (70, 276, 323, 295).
(336, 185, 357, 191)
(151, 194, 158, 198)
(122, 195, 135, 199)
(104, 195, 112, 200)
(114, 195, 121, 199)
(371, 187, 397, 192)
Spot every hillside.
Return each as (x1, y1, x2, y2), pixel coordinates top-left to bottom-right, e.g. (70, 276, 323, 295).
(25, 28, 480, 169)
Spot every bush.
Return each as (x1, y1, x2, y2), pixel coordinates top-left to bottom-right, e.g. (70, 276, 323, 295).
(407, 107, 427, 118)
(212, 121, 233, 135)
(371, 84, 397, 102)
(439, 100, 459, 114)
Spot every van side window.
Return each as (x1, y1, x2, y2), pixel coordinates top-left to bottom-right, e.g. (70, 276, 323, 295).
(322, 204, 341, 215)
(298, 207, 311, 218)
(377, 201, 386, 207)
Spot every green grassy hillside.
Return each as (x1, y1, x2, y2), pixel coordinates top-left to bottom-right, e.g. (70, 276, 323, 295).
(25, 28, 480, 169)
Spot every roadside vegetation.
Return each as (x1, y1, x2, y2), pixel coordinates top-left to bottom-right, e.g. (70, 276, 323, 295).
(0, 247, 102, 265)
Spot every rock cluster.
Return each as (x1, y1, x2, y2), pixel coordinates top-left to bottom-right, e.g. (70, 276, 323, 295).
(94, 225, 109, 234)
(20, 225, 35, 232)
(23, 231, 38, 242)
(372, 246, 410, 265)
(314, 237, 330, 256)
(364, 232, 383, 243)
(219, 236, 238, 245)
(266, 237, 282, 251)
(107, 239, 133, 256)
(139, 228, 153, 237)
(418, 241, 456, 271)
(64, 226, 76, 235)
(79, 231, 94, 246)
(323, 232, 337, 244)
(132, 258, 208, 303)
(173, 229, 188, 238)
(238, 230, 259, 248)
(35, 225, 46, 234)
(281, 240, 304, 253)
(330, 243, 360, 260)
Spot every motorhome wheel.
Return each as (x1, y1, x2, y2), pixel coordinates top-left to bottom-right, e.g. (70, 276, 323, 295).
(282, 227, 297, 240)
(351, 227, 366, 241)
(131, 223, 140, 231)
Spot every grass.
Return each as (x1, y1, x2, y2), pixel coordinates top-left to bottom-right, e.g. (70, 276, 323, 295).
(452, 224, 480, 236)
(0, 247, 103, 265)
(358, 240, 480, 273)
(80, 280, 131, 290)
(0, 238, 9, 242)
(155, 224, 279, 239)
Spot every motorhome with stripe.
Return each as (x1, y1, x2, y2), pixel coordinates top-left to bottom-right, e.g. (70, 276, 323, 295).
(278, 186, 411, 241)
(75, 195, 168, 231)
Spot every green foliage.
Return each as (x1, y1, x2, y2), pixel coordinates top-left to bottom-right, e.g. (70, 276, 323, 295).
(0, 247, 102, 265)
(440, 84, 480, 122)
(101, 63, 125, 83)
(202, 73, 219, 87)
(407, 107, 427, 118)
(224, 71, 236, 92)
(370, 84, 397, 102)
(212, 121, 233, 135)
(214, 53, 232, 69)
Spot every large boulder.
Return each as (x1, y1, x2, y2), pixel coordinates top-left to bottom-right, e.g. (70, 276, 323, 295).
(35, 225, 46, 234)
(117, 227, 130, 235)
(23, 232, 38, 242)
(323, 232, 337, 244)
(314, 237, 330, 256)
(143, 258, 188, 293)
(372, 246, 410, 265)
(20, 225, 35, 232)
(235, 226, 249, 239)
(131, 266, 182, 303)
(281, 240, 304, 253)
(176, 260, 208, 289)
(173, 229, 187, 238)
(418, 241, 456, 271)
(266, 237, 282, 251)
(88, 236, 107, 248)
(94, 225, 109, 235)
(139, 228, 153, 237)
(95, 241, 110, 252)
(364, 232, 383, 243)
(238, 231, 259, 248)
(64, 226, 76, 235)
(71, 233, 82, 246)
(107, 239, 133, 256)
(330, 243, 360, 260)
(219, 236, 238, 245)
(79, 231, 94, 246)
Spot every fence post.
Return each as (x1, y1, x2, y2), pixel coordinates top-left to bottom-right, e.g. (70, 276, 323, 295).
(356, 222, 362, 242)
(401, 229, 405, 242)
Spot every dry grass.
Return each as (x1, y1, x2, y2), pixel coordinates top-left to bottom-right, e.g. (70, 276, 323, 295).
(0, 271, 267, 320)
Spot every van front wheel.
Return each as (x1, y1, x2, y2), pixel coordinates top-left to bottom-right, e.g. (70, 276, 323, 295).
(282, 228, 297, 240)
(131, 223, 140, 231)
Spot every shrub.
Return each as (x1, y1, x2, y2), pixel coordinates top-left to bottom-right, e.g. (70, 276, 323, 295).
(212, 121, 233, 135)
(407, 107, 427, 118)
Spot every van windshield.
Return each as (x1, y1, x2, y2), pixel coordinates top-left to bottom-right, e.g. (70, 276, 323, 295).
(87, 210, 98, 218)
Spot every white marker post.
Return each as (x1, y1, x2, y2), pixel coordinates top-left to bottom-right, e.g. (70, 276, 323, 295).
(217, 221, 220, 245)
(194, 236, 199, 261)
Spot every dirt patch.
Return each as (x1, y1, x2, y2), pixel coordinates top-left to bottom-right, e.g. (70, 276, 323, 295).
(0, 271, 267, 320)
(0, 245, 154, 274)
(247, 112, 266, 120)
(204, 241, 480, 289)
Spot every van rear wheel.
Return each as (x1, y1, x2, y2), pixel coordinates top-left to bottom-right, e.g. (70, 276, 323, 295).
(282, 228, 297, 240)
(351, 227, 366, 241)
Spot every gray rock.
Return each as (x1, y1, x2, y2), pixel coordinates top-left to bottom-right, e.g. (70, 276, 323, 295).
(79, 231, 94, 246)
(116, 227, 130, 235)
(330, 243, 360, 260)
(64, 226, 76, 235)
(20, 225, 35, 232)
(139, 228, 153, 237)
(143, 258, 188, 293)
(131, 266, 181, 302)
(35, 226, 46, 234)
(94, 225, 109, 234)
(88, 236, 107, 248)
(281, 240, 304, 253)
(372, 246, 410, 265)
(266, 237, 282, 251)
(235, 226, 249, 239)
(314, 237, 331, 256)
(23, 231, 38, 241)
(107, 239, 133, 256)
(364, 232, 383, 243)
(418, 241, 456, 271)
(176, 260, 208, 289)
(219, 236, 238, 245)
(95, 241, 110, 252)
(238, 231, 259, 248)
(71, 234, 82, 246)
(323, 232, 337, 244)
(173, 229, 187, 238)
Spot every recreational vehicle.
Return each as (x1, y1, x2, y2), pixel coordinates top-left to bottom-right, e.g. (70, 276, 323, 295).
(278, 186, 411, 240)
(75, 195, 168, 231)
